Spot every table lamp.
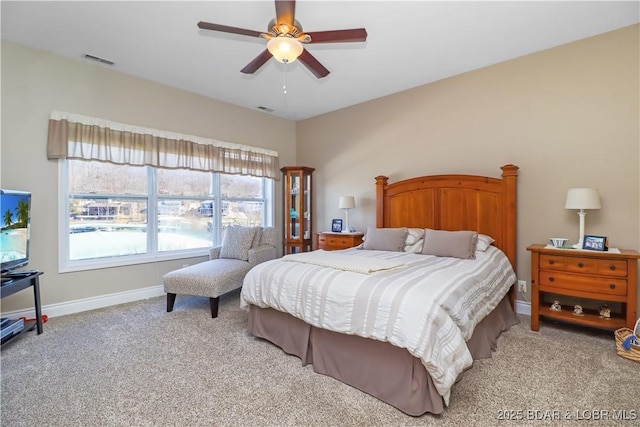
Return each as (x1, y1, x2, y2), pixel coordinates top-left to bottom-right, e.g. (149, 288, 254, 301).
(338, 196, 356, 233)
(565, 188, 601, 248)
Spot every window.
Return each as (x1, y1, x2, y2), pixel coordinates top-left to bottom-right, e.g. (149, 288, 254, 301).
(60, 159, 273, 272)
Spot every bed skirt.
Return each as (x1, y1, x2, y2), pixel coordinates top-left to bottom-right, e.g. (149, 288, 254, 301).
(247, 294, 518, 416)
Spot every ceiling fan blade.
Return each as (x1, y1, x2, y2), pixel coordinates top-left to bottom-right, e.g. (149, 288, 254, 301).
(298, 49, 329, 79)
(305, 28, 368, 44)
(275, 0, 296, 28)
(240, 49, 273, 74)
(197, 21, 263, 38)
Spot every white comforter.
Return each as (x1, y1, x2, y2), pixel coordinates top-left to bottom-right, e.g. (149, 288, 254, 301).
(240, 246, 516, 404)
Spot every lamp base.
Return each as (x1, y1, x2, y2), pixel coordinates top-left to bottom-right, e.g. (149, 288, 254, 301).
(573, 211, 586, 250)
(343, 209, 350, 233)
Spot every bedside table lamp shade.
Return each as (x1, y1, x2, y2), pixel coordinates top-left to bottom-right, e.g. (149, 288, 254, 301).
(565, 188, 601, 248)
(338, 196, 356, 233)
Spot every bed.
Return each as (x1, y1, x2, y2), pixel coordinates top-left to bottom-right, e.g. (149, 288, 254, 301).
(240, 164, 519, 416)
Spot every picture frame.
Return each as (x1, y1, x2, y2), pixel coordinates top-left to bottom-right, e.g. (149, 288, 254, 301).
(582, 235, 607, 252)
(331, 219, 343, 233)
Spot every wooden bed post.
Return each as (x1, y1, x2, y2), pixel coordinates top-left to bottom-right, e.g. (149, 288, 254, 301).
(501, 164, 519, 309)
(500, 164, 519, 271)
(375, 176, 388, 228)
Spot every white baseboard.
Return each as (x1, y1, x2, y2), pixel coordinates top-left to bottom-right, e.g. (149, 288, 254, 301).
(3, 286, 533, 321)
(2, 285, 165, 319)
(515, 300, 531, 317)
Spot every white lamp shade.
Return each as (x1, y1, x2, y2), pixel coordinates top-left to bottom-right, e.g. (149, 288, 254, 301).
(338, 196, 356, 209)
(565, 188, 601, 210)
(267, 36, 303, 63)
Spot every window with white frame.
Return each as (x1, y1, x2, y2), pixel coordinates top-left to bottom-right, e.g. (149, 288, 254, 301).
(60, 159, 273, 272)
(48, 111, 279, 272)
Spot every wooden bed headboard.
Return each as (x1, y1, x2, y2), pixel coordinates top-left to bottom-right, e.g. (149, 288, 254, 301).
(375, 164, 519, 271)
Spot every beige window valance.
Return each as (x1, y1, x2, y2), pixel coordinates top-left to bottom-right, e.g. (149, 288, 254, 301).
(47, 111, 280, 180)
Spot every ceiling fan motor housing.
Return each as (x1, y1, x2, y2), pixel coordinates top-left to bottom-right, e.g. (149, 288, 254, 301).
(268, 18, 304, 38)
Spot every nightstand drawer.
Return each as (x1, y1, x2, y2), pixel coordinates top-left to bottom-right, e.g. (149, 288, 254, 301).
(316, 232, 364, 251)
(540, 254, 627, 277)
(321, 236, 351, 246)
(539, 270, 627, 296)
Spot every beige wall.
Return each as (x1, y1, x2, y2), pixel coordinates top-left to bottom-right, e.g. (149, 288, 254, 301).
(2, 25, 638, 313)
(297, 25, 640, 308)
(0, 41, 296, 311)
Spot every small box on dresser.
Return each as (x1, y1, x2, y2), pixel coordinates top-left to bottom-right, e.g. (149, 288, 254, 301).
(527, 244, 639, 332)
(316, 232, 364, 251)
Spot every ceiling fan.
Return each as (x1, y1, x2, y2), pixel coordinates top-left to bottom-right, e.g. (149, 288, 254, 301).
(197, 0, 367, 78)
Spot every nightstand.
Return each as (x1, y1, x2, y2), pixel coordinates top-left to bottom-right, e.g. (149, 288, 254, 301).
(527, 244, 639, 331)
(316, 232, 364, 251)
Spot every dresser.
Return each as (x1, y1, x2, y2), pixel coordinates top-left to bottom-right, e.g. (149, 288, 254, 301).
(527, 244, 639, 331)
(316, 232, 364, 251)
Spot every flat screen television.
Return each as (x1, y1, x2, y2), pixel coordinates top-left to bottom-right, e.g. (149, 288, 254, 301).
(1, 189, 31, 273)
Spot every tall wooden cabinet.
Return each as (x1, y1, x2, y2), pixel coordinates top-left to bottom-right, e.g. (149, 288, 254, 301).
(281, 166, 314, 254)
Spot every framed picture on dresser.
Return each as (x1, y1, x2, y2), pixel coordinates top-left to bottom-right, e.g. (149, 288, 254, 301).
(582, 235, 607, 251)
(331, 219, 343, 233)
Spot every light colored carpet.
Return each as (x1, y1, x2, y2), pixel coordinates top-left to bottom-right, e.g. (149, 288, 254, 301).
(1, 291, 638, 426)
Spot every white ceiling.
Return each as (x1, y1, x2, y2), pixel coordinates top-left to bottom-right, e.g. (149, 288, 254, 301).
(2, 1, 638, 121)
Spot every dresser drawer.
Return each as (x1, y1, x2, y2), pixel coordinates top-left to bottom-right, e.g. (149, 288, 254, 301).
(539, 254, 627, 277)
(539, 270, 627, 296)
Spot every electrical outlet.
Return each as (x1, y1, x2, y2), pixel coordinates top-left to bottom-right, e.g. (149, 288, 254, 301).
(518, 280, 527, 294)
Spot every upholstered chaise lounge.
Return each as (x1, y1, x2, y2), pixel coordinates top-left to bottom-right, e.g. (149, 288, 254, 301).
(162, 226, 276, 318)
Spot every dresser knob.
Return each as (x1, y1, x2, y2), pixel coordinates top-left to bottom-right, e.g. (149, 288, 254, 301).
(549, 277, 555, 282)
(577, 262, 584, 268)
(609, 265, 616, 270)
(610, 284, 616, 289)
(548, 260, 555, 265)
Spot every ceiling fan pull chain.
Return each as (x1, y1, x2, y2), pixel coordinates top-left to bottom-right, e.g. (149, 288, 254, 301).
(282, 62, 288, 95)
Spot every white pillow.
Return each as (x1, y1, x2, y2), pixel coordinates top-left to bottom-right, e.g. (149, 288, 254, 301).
(404, 228, 425, 253)
(405, 228, 424, 245)
(476, 234, 495, 252)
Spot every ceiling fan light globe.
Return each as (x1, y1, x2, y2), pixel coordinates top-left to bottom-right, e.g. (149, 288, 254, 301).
(267, 36, 303, 64)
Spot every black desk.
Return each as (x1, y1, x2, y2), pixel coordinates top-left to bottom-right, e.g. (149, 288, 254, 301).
(1, 271, 43, 347)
